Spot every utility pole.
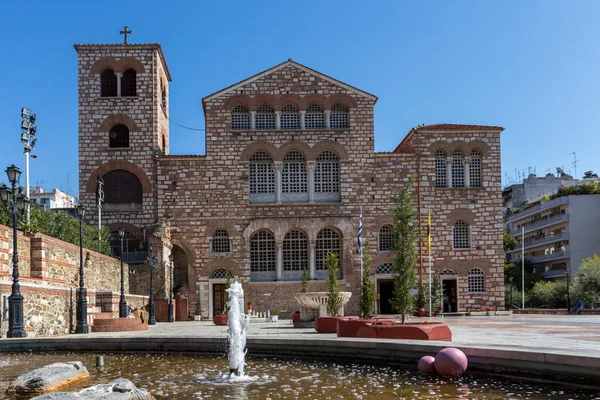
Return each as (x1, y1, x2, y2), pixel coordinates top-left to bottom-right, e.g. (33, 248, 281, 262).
(570, 152, 579, 179)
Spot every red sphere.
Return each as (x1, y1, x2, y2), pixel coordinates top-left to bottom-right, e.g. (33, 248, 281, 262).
(434, 348, 468, 377)
(418, 355, 437, 375)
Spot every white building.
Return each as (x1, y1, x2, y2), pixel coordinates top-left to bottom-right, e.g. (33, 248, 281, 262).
(29, 187, 75, 211)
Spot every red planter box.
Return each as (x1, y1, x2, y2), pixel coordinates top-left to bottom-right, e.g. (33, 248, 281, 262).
(337, 318, 394, 337)
(213, 314, 228, 326)
(315, 316, 360, 333)
(356, 322, 452, 341)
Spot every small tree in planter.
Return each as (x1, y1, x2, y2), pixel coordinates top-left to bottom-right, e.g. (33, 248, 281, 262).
(415, 281, 426, 316)
(359, 239, 376, 319)
(271, 309, 279, 322)
(247, 300, 253, 313)
(325, 251, 343, 316)
(301, 268, 309, 294)
(195, 291, 202, 321)
(389, 179, 418, 324)
(431, 271, 443, 314)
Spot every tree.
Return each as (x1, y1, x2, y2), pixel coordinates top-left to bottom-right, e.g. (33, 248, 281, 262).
(389, 179, 418, 324)
(301, 268, 309, 294)
(431, 271, 443, 312)
(359, 239, 375, 318)
(415, 282, 426, 311)
(531, 279, 569, 309)
(195, 291, 202, 317)
(503, 232, 516, 252)
(325, 251, 343, 316)
(574, 255, 600, 307)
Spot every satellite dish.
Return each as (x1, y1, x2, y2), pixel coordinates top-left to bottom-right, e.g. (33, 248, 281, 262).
(556, 167, 564, 175)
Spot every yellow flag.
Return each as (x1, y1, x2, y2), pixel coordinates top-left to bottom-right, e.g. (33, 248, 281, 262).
(427, 210, 431, 253)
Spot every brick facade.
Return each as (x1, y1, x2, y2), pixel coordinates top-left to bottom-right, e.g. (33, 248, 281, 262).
(76, 43, 504, 319)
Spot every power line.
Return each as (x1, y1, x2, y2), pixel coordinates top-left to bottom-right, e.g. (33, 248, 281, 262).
(167, 116, 205, 131)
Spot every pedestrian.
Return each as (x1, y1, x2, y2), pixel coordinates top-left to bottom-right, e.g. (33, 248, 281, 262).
(570, 298, 583, 315)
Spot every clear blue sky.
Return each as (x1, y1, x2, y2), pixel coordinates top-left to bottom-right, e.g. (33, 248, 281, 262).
(1, 1, 599, 197)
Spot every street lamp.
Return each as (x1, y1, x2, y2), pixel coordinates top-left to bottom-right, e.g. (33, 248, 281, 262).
(168, 253, 174, 322)
(508, 276, 514, 309)
(118, 228, 128, 318)
(565, 267, 571, 314)
(147, 244, 156, 325)
(1, 165, 30, 338)
(75, 204, 88, 334)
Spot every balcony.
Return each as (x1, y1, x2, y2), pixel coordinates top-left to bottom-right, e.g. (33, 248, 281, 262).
(506, 196, 569, 223)
(508, 232, 570, 253)
(510, 214, 569, 236)
(543, 268, 568, 280)
(514, 250, 571, 265)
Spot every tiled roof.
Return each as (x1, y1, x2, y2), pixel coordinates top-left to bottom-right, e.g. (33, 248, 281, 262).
(394, 123, 504, 153)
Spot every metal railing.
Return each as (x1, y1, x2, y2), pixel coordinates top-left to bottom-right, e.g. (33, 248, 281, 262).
(121, 251, 147, 265)
(510, 214, 569, 236)
(509, 232, 570, 253)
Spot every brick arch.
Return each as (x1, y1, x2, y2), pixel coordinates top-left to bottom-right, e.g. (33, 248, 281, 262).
(465, 140, 491, 157)
(207, 262, 242, 279)
(171, 236, 197, 266)
(447, 141, 469, 155)
(316, 226, 344, 239)
(300, 94, 328, 111)
(273, 94, 303, 111)
(429, 141, 452, 157)
(373, 215, 393, 233)
(99, 114, 140, 133)
(277, 140, 311, 162)
(224, 94, 252, 111)
(85, 160, 152, 194)
(205, 220, 237, 237)
(446, 209, 476, 226)
(90, 57, 121, 74)
(240, 141, 279, 162)
(249, 94, 276, 111)
(117, 57, 145, 74)
(106, 222, 142, 235)
(309, 140, 349, 161)
(324, 94, 358, 109)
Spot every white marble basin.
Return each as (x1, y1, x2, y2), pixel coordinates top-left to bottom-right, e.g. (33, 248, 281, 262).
(293, 292, 352, 320)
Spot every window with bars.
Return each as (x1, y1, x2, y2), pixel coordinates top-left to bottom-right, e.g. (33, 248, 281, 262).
(435, 150, 447, 188)
(468, 268, 485, 292)
(101, 69, 117, 97)
(451, 150, 465, 188)
(314, 151, 340, 193)
(280, 104, 300, 130)
(282, 151, 308, 194)
(121, 69, 136, 97)
(330, 104, 349, 129)
(283, 230, 309, 271)
(470, 150, 482, 187)
(255, 105, 275, 130)
(378, 225, 393, 251)
(211, 229, 231, 253)
(376, 263, 393, 274)
(440, 268, 456, 275)
(231, 105, 250, 130)
(109, 124, 129, 148)
(249, 152, 275, 194)
(250, 230, 276, 272)
(316, 228, 341, 271)
(210, 268, 233, 279)
(453, 220, 470, 249)
(109, 231, 142, 258)
(103, 170, 142, 208)
(305, 104, 325, 129)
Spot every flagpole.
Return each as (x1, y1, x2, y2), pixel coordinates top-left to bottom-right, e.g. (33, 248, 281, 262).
(427, 210, 432, 321)
(359, 206, 363, 287)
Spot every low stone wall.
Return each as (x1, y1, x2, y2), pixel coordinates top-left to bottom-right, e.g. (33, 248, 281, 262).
(514, 309, 600, 315)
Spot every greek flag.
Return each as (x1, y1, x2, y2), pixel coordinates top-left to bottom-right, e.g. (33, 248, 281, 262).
(357, 209, 363, 254)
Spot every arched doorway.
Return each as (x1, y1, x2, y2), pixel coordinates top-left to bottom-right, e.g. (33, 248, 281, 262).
(208, 268, 233, 318)
(172, 245, 190, 296)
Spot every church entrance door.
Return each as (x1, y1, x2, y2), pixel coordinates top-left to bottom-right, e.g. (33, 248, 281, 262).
(378, 279, 394, 314)
(212, 283, 227, 317)
(442, 278, 458, 313)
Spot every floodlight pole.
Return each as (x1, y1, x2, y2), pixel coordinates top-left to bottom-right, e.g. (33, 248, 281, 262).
(521, 225, 525, 309)
(24, 149, 30, 225)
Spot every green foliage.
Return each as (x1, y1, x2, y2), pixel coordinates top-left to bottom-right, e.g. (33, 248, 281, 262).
(503, 232, 516, 252)
(573, 255, 600, 307)
(540, 195, 550, 201)
(359, 239, 376, 318)
(531, 279, 570, 309)
(504, 283, 528, 308)
(271, 309, 279, 315)
(325, 251, 343, 316)
(550, 182, 600, 199)
(301, 268, 309, 294)
(195, 291, 202, 316)
(415, 282, 426, 309)
(504, 260, 541, 293)
(389, 178, 418, 324)
(0, 203, 110, 255)
(431, 272, 443, 311)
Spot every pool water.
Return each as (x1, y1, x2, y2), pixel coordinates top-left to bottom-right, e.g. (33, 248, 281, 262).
(0, 352, 598, 399)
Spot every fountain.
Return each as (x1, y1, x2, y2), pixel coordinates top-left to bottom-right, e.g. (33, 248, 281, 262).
(225, 281, 249, 378)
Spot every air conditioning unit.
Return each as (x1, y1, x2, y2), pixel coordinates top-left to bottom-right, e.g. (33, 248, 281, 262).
(536, 230, 543, 235)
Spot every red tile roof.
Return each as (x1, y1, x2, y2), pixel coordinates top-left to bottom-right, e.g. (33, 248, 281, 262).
(394, 123, 504, 153)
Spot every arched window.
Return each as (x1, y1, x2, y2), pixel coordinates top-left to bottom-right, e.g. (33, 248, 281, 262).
(103, 169, 143, 211)
(468, 268, 485, 292)
(435, 150, 447, 188)
(316, 228, 341, 272)
(231, 105, 250, 130)
(161, 135, 166, 153)
(250, 230, 276, 272)
(280, 104, 300, 130)
(161, 85, 167, 110)
(282, 151, 308, 201)
(453, 220, 470, 249)
(376, 263, 393, 274)
(314, 151, 340, 202)
(470, 150, 482, 187)
(330, 105, 349, 129)
(305, 104, 325, 129)
(109, 124, 129, 148)
(249, 151, 275, 203)
(379, 225, 393, 251)
(255, 105, 275, 130)
(211, 229, 231, 253)
(210, 268, 233, 279)
(451, 150, 465, 188)
(440, 268, 456, 275)
(121, 69, 137, 97)
(283, 230, 308, 271)
(101, 69, 117, 97)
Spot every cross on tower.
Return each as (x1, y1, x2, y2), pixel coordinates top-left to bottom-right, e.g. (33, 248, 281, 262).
(120, 26, 132, 44)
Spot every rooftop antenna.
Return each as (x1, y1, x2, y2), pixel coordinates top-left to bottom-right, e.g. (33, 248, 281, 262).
(570, 152, 579, 179)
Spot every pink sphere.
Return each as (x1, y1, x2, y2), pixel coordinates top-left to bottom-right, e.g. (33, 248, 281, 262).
(434, 348, 468, 377)
(418, 356, 437, 375)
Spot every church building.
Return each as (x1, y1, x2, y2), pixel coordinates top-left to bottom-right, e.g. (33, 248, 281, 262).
(75, 40, 505, 319)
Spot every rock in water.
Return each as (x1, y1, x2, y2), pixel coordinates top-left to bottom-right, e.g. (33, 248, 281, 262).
(30, 378, 155, 399)
(6, 361, 90, 395)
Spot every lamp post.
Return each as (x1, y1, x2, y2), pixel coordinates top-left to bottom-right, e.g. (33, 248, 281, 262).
(75, 204, 88, 334)
(565, 267, 571, 314)
(168, 254, 174, 322)
(118, 228, 128, 318)
(147, 244, 156, 325)
(508, 276, 514, 309)
(0, 165, 30, 338)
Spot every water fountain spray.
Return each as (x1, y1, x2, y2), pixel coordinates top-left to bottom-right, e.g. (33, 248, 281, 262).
(226, 281, 249, 377)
